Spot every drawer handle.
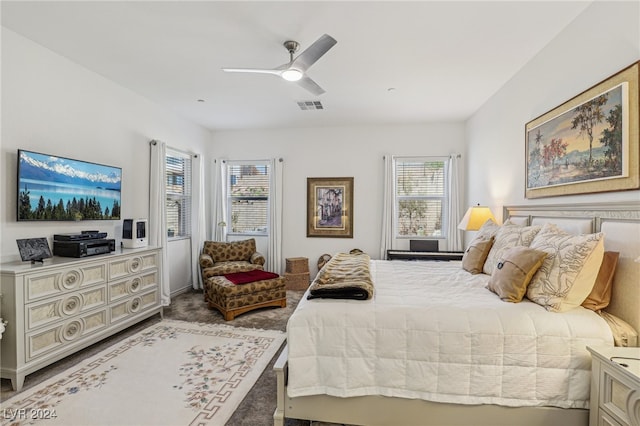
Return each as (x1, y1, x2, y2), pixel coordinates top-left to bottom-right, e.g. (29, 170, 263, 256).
(131, 278, 141, 292)
(62, 271, 81, 290)
(131, 259, 141, 271)
(131, 298, 141, 312)
(62, 296, 82, 316)
(62, 321, 82, 341)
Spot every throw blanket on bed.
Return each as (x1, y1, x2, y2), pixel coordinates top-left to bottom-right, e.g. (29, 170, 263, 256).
(307, 252, 374, 300)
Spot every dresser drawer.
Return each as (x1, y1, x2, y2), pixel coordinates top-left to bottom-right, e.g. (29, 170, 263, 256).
(25, 285, 107, 331)
(24, 263, 107, 302)
(109, 290, 159, 324)
(108, 252, 158, 280)
(108, 271, 158, 302)
(25, 308, 109, 362)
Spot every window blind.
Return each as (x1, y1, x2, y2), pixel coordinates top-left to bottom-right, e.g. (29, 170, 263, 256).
(226, 161, 270, 235)
(394, 157, 448, 238)
(166, 149, 192, 238)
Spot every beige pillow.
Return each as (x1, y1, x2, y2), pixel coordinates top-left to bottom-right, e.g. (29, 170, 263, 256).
(526, 223, 604, 312)
(475, 219, 500, 240)
(486, 246, 547, 302)
(462, 236, 494, 274)
(483, 223, 541, 275)
(582, 251, 619, 312)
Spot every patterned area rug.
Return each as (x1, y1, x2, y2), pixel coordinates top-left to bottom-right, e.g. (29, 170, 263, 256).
(1, 320, 285, 426)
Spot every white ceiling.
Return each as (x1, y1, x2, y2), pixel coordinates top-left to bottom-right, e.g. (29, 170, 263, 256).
(1, 1, 592, 131)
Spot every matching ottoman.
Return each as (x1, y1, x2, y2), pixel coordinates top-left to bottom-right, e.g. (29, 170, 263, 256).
(203, 272, 286, 321)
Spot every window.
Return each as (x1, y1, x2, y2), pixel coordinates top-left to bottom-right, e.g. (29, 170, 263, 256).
(166, 149, 192, 239)
(226, 161, 270, 235)
(394, 157, 448, 238)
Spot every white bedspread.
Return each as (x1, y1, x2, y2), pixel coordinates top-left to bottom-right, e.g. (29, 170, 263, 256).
(286, 260, 614, 409)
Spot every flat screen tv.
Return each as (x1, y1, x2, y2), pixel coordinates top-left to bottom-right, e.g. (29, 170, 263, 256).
(17, 149, 122, 221)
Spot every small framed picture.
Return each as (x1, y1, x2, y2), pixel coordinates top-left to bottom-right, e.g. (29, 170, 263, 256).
(16, 238, 52, 263)
(307, 177, 354, 238)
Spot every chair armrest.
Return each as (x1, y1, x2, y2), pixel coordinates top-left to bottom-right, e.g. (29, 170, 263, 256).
(251, 252, 266, 266)
(199, 253, 214, 268)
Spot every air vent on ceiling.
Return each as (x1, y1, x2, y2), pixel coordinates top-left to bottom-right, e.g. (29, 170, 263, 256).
(297, 101, 324, 111)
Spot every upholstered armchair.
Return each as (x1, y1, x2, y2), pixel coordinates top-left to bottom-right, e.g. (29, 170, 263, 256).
(199, 238, 265, 282)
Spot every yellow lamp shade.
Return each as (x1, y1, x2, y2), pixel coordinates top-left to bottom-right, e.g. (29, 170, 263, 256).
(458, 205, 496, 231)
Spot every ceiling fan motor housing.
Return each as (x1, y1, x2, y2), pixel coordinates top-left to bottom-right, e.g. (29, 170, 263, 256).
(284, 40, 300, 55)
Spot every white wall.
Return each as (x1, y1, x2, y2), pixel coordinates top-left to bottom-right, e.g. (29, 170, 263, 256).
(210, 123, 465, 276)
(466, 1, 640, 226)
(0, 27, 211, 294)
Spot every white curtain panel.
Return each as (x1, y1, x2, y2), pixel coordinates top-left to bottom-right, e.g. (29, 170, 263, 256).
(149, 140, 171, 306)
(191, 154, 206, 290)
(267, 158, 284, 274)
(447, 154, 463, 252)
(211, 159, 227, 242)
(379, 155, 394, 260)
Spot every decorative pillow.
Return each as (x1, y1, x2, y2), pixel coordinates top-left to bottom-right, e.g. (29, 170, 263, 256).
(581, 251, 619, 312)
(486, 246, 547, 302)
(526, 223, 604, 312)
(483, 223, 541, 275)
(461, 236, 494, 274)
(475, 219, 500, 241)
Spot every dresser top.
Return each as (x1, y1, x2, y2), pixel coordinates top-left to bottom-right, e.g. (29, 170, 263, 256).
(1, 246, 160, 274)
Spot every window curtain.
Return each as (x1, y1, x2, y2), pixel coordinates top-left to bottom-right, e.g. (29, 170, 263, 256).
(379, 155, 394, 260)
(267, 158, 284, 274)
(447, 154, 463, 251)
(191, 154, 206, 290)
(211, 159, 227, 242)
(149, 140, 171, 306)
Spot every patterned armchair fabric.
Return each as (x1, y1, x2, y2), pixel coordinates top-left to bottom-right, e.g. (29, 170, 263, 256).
(199, 239, 265, 279)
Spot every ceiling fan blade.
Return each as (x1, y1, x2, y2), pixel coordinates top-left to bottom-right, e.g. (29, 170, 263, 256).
(222, 68, 281, 76)
(291, 34, 337, 72)
(297, 75, 325, 96)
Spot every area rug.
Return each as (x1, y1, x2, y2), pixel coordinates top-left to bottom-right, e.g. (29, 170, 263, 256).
(1, 320, 285, 426)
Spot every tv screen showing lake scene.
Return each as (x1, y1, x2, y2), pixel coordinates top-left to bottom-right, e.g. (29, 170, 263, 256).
(17, 149, 122, 221)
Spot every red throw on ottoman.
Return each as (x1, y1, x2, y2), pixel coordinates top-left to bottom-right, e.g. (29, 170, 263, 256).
(203, 270, 286, 320)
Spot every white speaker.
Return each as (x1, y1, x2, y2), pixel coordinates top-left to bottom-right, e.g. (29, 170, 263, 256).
(122, 218, 148, 248)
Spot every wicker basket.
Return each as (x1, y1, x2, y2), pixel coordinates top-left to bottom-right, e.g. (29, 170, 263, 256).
(285, 257, 309, 274)
(284, 272, 310, 290)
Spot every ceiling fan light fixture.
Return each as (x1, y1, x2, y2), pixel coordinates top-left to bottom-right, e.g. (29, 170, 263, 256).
(281, 68, 303, 82)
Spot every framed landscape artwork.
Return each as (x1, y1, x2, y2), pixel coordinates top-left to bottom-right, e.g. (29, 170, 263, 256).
(525, 61, 639, 199)
(307, 177, 353, 238)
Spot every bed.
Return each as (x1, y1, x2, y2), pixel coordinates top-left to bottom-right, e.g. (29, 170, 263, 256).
(274, 202, 640, 426)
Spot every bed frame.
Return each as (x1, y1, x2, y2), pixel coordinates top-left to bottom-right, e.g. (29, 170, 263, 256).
(274, 202, 640, 426)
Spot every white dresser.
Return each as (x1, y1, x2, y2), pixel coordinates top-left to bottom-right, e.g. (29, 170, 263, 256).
(588, 346, 640, 426)
(0, 247, 163, 391)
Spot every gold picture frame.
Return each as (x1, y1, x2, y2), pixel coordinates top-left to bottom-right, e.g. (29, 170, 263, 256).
(307, 177, 353, 238)
(525, 61, 639, 199)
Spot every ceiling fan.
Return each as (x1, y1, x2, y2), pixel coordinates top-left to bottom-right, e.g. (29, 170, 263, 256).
(222, 34, 337, 96)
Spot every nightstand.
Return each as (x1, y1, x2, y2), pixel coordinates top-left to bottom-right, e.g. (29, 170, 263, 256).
(587, 346, 640, 426)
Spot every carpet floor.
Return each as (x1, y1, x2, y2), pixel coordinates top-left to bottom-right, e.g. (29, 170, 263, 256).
(0, 289, 323, 426)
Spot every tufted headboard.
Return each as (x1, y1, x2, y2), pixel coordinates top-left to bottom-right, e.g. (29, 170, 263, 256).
(504, 202, 640, 336)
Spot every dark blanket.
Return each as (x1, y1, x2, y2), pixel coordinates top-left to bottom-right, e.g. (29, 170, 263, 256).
(307, 252, 374, 300)
(224, 270, 279, 285)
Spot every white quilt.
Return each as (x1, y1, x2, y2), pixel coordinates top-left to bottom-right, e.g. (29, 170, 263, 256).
(286, 260, 614, 409)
